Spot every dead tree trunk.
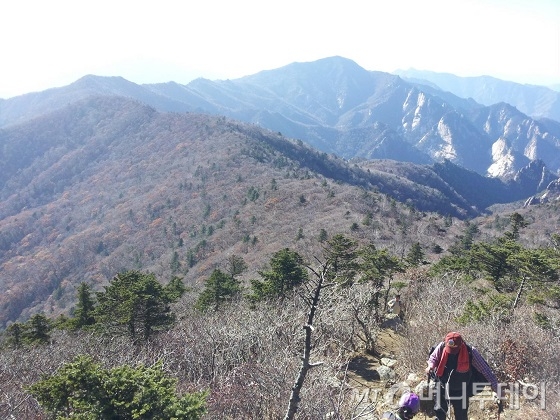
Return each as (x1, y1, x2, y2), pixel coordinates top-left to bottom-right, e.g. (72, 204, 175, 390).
(512, 275, 526, 312)
(283, 262, 330, 420)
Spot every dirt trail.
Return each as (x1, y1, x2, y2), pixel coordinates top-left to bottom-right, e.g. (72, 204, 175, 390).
(343, 324, 405, 419)
(375, 326, 404, 358)
(346, 324, 405, 389)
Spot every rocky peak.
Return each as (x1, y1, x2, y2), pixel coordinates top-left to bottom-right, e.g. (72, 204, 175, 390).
(525, 178, 560, 206)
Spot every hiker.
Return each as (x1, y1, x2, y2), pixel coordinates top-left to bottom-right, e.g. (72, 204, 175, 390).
(381, 391, 420, 419)
(426, 331, 501, 420)
(387, 294, 403, 319)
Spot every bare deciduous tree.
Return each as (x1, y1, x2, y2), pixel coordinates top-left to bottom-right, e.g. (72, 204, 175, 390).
(284, 259, 333, 420)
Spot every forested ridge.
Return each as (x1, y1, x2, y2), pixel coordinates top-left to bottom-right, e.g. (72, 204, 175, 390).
(0, 96, 486, 328)
(1, 96, 560, 418)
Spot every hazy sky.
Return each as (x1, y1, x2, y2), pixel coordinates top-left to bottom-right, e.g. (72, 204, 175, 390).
(1, 0, 559, 98)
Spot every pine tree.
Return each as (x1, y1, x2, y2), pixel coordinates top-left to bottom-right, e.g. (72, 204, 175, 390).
(4, 322, 24, 348)
(24, 314, 51, 345)
(94, 270, 178, 341)
(470, 239, 521, 290)
(71, 282, 96, 330)
(250, 248, 308, 300)
(359, 244, 404, 287)
(195, 269, 242, 311)
(406, 242, 424, 267)
(508, 247, 559, 310)
(504, 212, 528, 240)
(28, 355, 207, 419)
(358, 244, 404, 325)
(322, 234, 359, 285)
(165, 276, 187, 301)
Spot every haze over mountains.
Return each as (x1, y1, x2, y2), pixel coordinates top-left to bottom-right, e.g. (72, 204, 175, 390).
(2, 57, 560, 180)
(1, 56, 559, 327)
(394, 68, 560, 121)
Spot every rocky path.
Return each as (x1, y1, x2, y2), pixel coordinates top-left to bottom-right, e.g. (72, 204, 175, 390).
(345, 320, 406, 418)
(344, 319, 507, 419)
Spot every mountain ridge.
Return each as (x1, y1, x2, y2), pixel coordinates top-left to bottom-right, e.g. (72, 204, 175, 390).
(394, 67, 560, 121)
(0, 96, 483, 326)
(0, 70, 559, 328)
(2, 56, 559, 183)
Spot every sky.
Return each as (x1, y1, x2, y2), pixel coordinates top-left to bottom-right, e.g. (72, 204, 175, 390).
(1, 0, 559, 99)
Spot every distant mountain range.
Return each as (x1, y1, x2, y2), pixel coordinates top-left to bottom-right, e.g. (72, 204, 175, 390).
(394, 68, 560, 121)
(2, 56, 560, 184)
(1, 56, 560, 326)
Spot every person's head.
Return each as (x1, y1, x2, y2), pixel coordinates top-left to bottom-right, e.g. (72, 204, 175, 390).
(395, 294, 401, 300)
(444, 331, 464, 355)
(397, 392, 420, 419)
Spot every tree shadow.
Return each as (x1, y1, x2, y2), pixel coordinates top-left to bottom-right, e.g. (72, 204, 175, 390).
(347, 355, 381, 382)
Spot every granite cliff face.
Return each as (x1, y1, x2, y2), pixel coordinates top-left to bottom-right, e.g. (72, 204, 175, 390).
(394, 68, 560, 122)
(524, 178, 560, 206)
